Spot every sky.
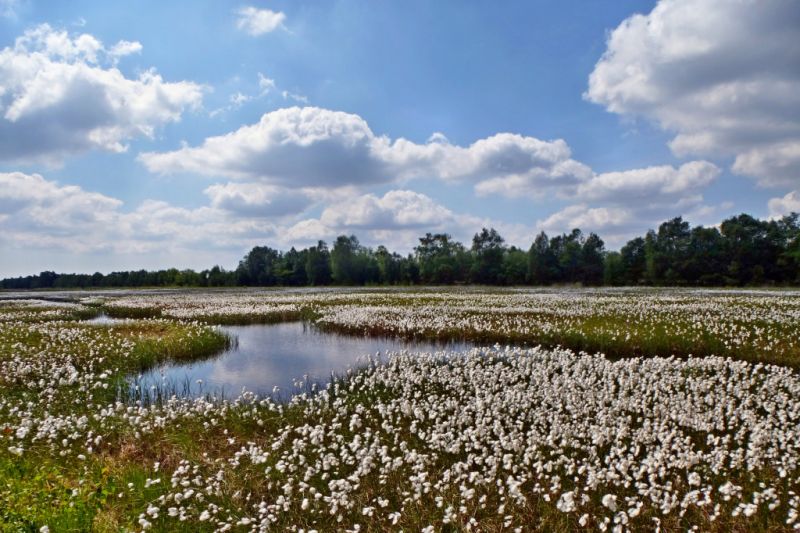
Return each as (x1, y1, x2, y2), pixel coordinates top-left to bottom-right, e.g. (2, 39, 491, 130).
(0, 0, 798, 277)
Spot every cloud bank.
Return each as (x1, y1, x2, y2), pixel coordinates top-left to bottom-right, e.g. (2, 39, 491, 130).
(137, 104, 727, 247)
(139, 106, 593, 193)
(586, 0, 800, 189)
(0, 24, 203, 165)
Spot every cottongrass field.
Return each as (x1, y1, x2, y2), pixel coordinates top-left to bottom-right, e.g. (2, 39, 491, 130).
(2, 289, 800, 531)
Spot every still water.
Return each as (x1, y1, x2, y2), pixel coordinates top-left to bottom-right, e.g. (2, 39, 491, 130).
(128, 321, 475, 399)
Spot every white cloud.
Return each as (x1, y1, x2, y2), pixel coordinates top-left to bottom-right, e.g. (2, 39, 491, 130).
(535, 162, 724, 247)
(258, 73, 276, 94)
(0, 171, 123, 251)
(0, 171, 275, 256)
(0, 171, 120, 222)
(140, 106, 592, 193)
(281, 90, 308, 104)
(139, 107, 723, 248)
(229, 91, 252, 106)
(281, 219, 333, 244)
(538, 205, 632, 234)
(108, 39, 142, 62)
(319, 190, 459, 230)
(2, 165, 722, 268)
(208, 73, 296, 119)
(577, 161, 720, 203)
(0, 24, 203, 165)
(768, 190, 800, 218)
(280, 189, 539, 254)
(0, 172, 520, 262)
(586, 0, 800, 188)
(732, 142, 800, 187)
(204, 182, 313, 217)
(235, 6, 286, 36)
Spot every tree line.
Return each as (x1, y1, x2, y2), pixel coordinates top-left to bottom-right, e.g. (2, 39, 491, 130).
(3, 213, 799, 290)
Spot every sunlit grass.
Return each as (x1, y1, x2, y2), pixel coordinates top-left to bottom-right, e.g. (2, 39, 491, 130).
(1, 288, 800, 531)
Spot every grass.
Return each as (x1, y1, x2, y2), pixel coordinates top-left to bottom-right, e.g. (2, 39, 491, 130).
(1, 288, 799, 531)
(310, 292, 800, 367)
(104, 288, 800, 366)
(120, 322, 232, 371)
(0, 316, 233, 531)
(104, 304, 306, 325)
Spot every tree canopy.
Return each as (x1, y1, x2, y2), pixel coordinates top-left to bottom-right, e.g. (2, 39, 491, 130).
(3, 213, 799, 289)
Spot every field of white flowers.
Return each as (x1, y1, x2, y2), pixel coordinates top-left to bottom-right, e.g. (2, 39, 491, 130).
(1, 287, 800, 531)
(105, 288, 800, 365)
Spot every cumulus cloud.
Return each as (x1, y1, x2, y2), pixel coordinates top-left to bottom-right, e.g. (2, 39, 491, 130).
(204, 182, 314, 217)
(281, 219, 334, 244)
(586, 0, 800, 187)
(536, 162, 724, 247)
(1, 171, 123, 251)
(536, 201, 732, 249)
(0, 172, 527, 262)
(6, 165, 721, 267)
(0, 171, 274, 255)
(576, 161, 720, 203)
(139, 106, 723, 247)
(538, 205, 632, 235)
(0, 24, 204, 165)
(319, 190, 460, 231)
(140, 106, 592, 193)
(290, 190, 470, 241)
(235, 6, 286, 36)
(278, 189, 541, 253)
(768, 191, 800, 218)
(0, 171, 121, 226)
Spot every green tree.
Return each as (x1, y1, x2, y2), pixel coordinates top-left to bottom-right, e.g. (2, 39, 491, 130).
(720, 214, 779, 285)
(620, 237, 646, 285)
(415, 233, 467, 284)
(528, 232, 555, 285)
(305, 241, 332, 285)
(502, 247, 529, 285)
(581, 233, 605, 286)
(236, 246, 281, 286)
(685, 226, 725, 285)
(277, 247, 308, 286)
(557, 229, 584, 283)
(655, 217, 692, 284)
(331, 235, 362, 285)
(603, 251, 625, 286)
(470, 227, 506, 284)
(375, 245, 403, 284)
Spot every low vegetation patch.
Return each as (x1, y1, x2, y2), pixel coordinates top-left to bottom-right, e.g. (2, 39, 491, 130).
(1, 287, 799, 531)
(105, 287, 800, 366)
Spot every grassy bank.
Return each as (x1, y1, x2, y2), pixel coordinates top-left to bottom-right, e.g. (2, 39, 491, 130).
(101, 288, 800, 367)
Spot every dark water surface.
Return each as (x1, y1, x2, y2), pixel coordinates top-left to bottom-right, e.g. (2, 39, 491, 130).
(130, 321, 475, 399)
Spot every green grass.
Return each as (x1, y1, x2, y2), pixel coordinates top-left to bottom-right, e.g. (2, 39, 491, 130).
(317, 308, 800, 367)
(0, 315, 233, 531)
(1, 290, 799, 531)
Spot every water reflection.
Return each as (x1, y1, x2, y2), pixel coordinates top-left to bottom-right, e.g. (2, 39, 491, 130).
(134, 321, 475, 399)
(85, 313, 125, 325)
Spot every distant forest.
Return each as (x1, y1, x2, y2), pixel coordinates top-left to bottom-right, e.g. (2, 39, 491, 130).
(3, 213, 800, 289)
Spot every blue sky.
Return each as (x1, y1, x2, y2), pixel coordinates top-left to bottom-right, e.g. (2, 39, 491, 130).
(0, 0, 798, 276)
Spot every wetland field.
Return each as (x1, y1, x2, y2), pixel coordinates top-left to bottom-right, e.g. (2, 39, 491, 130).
(2, 287, 800, 532)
